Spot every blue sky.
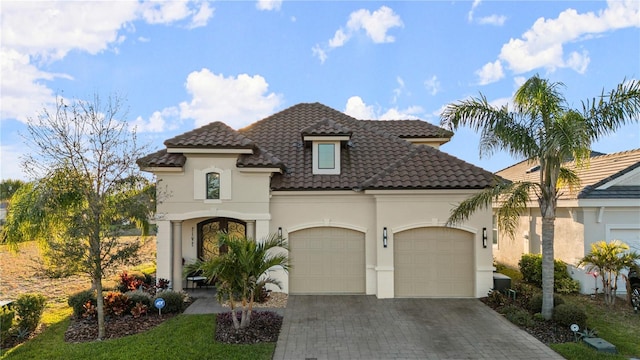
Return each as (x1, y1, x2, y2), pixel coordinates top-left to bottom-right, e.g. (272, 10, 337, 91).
(1, 0, 639, 181)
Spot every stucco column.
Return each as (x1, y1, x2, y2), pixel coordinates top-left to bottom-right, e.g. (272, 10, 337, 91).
(246, 220, 256, 241)
(171, 220, 183, 290)
(155, 220, 172, 285)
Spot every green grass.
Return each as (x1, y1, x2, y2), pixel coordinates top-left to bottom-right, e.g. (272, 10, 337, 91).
(550, 295, 640, 360)
(1, 307, 275, 360)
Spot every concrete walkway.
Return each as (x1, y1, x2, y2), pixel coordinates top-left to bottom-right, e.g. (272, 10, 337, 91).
(182, 288, 284, 315)
(273, 295, 564, 360)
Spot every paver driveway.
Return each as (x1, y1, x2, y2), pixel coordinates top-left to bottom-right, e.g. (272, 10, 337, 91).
(273, 295, 563, 360)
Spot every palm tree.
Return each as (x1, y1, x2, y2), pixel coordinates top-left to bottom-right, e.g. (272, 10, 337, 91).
(440, 75, 640, 319)
(578, 240, 640, 306)
(185, 232, 289, 329)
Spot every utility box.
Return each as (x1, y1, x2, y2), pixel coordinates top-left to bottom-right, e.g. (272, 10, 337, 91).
(493, 273, 511, 292)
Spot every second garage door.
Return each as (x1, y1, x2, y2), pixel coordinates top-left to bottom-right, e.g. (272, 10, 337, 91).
(289, 227, 365, 294)
(394, 227, 474, 297)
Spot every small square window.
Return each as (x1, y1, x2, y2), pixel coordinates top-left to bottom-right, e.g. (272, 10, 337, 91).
(206, 172, 220, 200)
(318, 143, 335, 169)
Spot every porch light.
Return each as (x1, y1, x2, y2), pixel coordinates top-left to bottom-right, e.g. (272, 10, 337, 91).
(383, 227, 388, 248)
(278, 227, 282, 238)
(482, 227, 487, 248)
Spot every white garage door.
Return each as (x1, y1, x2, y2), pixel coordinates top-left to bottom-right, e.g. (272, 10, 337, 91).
(395, 227, 474, 297)
(289, 227, 365, 294)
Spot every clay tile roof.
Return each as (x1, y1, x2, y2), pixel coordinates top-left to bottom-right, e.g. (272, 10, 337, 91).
(362, 145, 498, 189)
(140, 102, 497, 191)
(497, 149, 640, 200)
(137, 149, 186, 168)
(360, 119, 453, 139)
(301, 118, 353, 137)
(164, 121, 254, 149)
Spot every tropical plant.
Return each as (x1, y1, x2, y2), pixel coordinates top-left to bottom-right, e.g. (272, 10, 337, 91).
(1, 94, 154, 340)
(440, 75, 640, 319)
(578, 240, 640, 306)
(185, 232, 289, 330)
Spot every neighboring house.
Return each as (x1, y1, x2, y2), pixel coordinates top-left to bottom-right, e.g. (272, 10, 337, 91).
(493, 149, 640, 294)
(138, 102, 498, 298)
(0, 201, 6, 225)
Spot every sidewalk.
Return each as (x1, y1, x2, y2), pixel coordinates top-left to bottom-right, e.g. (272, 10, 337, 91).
(182, 288, 284, 315)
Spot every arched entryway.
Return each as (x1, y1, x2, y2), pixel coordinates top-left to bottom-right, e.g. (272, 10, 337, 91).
(197, 218, 246, 261)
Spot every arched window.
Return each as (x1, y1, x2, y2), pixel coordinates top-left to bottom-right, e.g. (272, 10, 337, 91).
(206, 172, 220, 199)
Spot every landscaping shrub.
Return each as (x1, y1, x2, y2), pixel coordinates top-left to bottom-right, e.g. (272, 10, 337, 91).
(68, 289, 97, 318)
(118, 271, 147, 293)
(518, 254, 581, 293)
(0, 308, 15, 344)
(13, 293, 47, 334)
(555, 277, 581, 294)
(552, 304, 587, 329)
(495, 262, 524, 282)
(503, 305, 535, 327)
(153, 290, 186, 314)
(103, 292, 131, 317)
(527, 293, 565, 313)
(125, 289, 153, 309)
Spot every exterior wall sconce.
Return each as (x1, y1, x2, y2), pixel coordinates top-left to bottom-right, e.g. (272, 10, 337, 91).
(383, 227, 388, 248)
(482, 227, 488, 248)
(278, 227, 282, 238)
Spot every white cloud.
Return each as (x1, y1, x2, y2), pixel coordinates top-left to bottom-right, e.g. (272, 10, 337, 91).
(499, 0, 639, 74)
(0, 0, 215, 124)
(468, 0, 482, 22)
(424, 75, 441, 96)
(256, 0, 282, 11)
(329, 29, 350, 48)
(130, 107, 180, 133)
(475, 60, 504, 85)
(312, 44, 328, 64)
(345, 96, 376, 119)
(478, 14, 506, 26)
(314, 6, 402, 62)
(178, 69, 283, 128)
(346, 6, 403, 44)
(344, 96, 422, 120)
(392, 77, 405, 104)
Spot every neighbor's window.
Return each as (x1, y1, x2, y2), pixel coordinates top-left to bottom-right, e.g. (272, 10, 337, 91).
(318, 143, 335, 169)
(206, 172, 220, 200)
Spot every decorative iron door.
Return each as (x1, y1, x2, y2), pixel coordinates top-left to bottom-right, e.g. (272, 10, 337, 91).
(197, 218, 246, 261)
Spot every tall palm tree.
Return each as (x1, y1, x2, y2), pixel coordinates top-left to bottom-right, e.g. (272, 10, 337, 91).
(440, 75, 640, 319)
(185, 232, 289, 329)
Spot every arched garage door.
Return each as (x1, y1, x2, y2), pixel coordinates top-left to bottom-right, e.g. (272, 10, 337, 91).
(394, 227, 474, 297)
(289, 227, 365, 294)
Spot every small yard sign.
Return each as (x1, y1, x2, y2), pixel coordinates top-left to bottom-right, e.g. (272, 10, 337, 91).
(154, 298, 165, 315)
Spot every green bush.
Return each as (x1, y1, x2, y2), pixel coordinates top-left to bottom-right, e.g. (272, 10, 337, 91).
(555, 277, 581, 294)
(125, 289, 153, 309)
(68, 289, 97, 318)
(552, 303, 587, 329)
(13, 293, 47, 334)
(518, 254, 581, 293)
(527, 293, 565, 313)
(503, 305, 535, 327)
(154, 290, 187, 314)
(1, 308, 15, 344)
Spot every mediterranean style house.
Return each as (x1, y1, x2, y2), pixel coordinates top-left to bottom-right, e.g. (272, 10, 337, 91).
(138, 102, 499, 298)
(493, 149, 640, 294)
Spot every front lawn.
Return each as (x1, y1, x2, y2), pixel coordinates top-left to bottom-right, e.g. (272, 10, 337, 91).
(1, 306, 275, 360)
(551, 294, 640, 359)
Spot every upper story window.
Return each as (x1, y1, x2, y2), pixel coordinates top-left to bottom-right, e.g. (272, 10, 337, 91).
(312, 141, 340, 175)
(492, 214, 499, 247)
(206, 172, 220, 200)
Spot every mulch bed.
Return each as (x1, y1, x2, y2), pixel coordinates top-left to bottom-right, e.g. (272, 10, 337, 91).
(215, 311, 283, 344)
(64, 313, 176, 343)
(480, 297, 575, 345)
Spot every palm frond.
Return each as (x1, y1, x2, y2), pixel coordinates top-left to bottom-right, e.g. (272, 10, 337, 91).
(582, 79, 640, 139)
